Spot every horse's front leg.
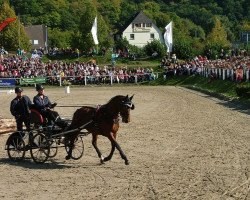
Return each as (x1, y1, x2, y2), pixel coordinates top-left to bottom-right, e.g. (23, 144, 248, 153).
(108, 133, 129, 165)
(92, 134, 104, 164)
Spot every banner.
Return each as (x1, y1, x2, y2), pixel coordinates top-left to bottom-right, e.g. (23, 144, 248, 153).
(164, 21, 173, 53)
(0, 78, 16, 87)
(91, 17, 99, 45)
(0, 18, 16, 32)
(20, 77, 46, 85)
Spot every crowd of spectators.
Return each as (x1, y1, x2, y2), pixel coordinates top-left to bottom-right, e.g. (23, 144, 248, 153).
(1, 46, 250, 85)
(161, 49, 250, 82)
(0, 52, 156, 85)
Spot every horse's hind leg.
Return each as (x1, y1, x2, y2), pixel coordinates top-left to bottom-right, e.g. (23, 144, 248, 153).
(65, 132, 78, 160)
(104, 133, 116, 162)
(65, 137, 75, 160)
(103, 142, 115, 162)
(92, 134, 104, 164)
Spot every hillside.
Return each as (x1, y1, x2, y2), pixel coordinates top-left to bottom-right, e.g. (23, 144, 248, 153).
(0, 0, 249, 58)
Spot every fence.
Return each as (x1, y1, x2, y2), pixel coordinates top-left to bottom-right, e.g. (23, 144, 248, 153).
(0, 73, 160, 87)
(163, 67, 249, 82)
(200, 67, 249, 82)
(1, 67, 249, 89)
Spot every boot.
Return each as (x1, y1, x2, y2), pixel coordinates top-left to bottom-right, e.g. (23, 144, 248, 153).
(56, 119, 68, 130)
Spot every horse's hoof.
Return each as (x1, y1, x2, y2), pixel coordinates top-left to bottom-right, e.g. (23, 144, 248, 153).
(100, 156, 105, 164)
(100, 159, 105, 164)
(65, 155, 70, 160)
(125, 160, 129, 165)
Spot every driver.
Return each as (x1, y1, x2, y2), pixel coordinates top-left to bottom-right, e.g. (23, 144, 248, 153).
(33, 84, 67, 129)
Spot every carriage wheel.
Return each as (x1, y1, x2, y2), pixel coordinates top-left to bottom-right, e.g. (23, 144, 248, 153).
(65, 135, 84, 160)
(6, 135, 26, 161)
(48, 139, 58, 158)
(30, 133, 50, 164)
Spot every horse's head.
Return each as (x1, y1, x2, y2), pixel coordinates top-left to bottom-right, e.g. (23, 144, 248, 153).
(120, 95, 135, 123)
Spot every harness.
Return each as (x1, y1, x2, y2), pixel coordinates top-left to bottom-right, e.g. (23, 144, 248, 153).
(93, 104, 120, 129)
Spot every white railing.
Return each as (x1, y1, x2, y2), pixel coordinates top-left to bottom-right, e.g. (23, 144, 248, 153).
(0, 73, 160, 87)
(199, 67, 249, 82)
(163, 67, 249, 82)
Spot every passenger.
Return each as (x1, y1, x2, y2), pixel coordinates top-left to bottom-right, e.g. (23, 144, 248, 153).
(10, 87, 32, 131)
(33, 84, 67, 129)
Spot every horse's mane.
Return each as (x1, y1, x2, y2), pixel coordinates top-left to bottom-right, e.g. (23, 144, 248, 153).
(77, 95, 126, 112)
(106, 95, 125, 105)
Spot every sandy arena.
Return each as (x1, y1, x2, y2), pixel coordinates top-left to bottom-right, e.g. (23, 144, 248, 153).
(0, 86, 249, 200)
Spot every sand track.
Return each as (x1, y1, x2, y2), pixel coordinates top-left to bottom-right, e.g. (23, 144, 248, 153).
(0, 86, 249, 200)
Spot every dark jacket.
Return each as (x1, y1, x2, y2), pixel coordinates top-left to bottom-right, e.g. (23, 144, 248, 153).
(33, 94, 52, 113)
(10, 95, 32, 119)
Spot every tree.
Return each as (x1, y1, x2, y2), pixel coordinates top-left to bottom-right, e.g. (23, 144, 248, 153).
(241, 21, 250, 31)
(78, 1, 97, 51)
(0, 1, 30, 50)
(97, 0, 121, 30)
(205, 17, 230, 58)
(206, 18, 230, 47)
(144, 40, 166, 58)
(97, 14, 113, 48)
(78, 0, 113, 52)
(48, 28, 72, 48)
(173, 34, 195, 59)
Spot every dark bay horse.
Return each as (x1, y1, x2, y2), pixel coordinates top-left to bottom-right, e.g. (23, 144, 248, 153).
(65, 95, 135, 165)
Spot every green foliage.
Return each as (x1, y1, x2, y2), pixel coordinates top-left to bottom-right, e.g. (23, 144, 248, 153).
(2, 0, 250, 55)
(48, 28, 72, 48)
(173, 34, 195, 59)
(206, 18, 230, 47)
(143, 40, 166, 58)
(114, 37, 129, 51)
(235, 85, 250, 98)
(128, 45, 146, 58)
(78, 0, 96, 51)
(205, 17, 231, 58)
(98, 0, 121, 29)
(0, 1, 30, 51)
(96, 14, 113, 49)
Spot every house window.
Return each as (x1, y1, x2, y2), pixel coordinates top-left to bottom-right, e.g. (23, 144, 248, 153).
(146, 23, 152, 27)
(130, 34, 135, 40)
(150, 33, 155, 39)
(135, 23, 141, 27)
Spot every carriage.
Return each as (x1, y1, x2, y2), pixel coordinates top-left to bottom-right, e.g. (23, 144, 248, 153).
(5, 106, 92, 164)
(5, 95, 135, 165)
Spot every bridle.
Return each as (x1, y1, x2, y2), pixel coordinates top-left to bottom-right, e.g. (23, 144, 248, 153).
(123, 101, 134, 108)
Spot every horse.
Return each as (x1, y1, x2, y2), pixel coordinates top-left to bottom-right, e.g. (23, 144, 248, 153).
(65, 95, 135, 165)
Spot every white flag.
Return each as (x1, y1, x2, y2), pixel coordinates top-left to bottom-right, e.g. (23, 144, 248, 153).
(164, 21, 173, 53)
(91, 17, 99, 45)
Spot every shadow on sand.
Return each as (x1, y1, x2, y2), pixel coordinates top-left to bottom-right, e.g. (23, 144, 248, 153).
(0, 157, 77, 169)
(182, 86, 250, 116)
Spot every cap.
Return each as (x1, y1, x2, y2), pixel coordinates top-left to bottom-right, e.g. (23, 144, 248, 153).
(36, 84, 44, 91)
(15, 87, 23, 93)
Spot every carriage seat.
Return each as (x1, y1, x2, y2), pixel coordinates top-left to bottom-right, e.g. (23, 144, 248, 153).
(29, 105, 45, 125)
